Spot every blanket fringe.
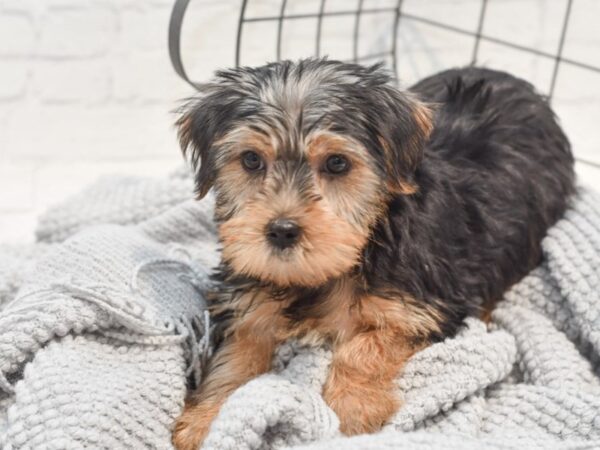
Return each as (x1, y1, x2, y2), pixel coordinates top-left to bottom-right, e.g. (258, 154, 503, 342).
(1, 248, 213, 393)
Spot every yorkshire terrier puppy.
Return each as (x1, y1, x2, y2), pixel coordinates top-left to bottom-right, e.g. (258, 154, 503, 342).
(172, 59, 574, 449)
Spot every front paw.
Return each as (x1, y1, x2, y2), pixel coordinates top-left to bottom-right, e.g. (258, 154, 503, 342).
(323, 384, 399, 435)
(172, 401, 220, 450)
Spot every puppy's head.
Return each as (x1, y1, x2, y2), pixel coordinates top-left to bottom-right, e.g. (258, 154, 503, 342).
(177, 59, 432, 287)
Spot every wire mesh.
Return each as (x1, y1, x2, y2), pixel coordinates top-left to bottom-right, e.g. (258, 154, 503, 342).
(169, 0, 600, 168)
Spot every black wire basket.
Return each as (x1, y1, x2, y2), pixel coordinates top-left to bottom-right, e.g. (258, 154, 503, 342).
(169, 0, 599, 168)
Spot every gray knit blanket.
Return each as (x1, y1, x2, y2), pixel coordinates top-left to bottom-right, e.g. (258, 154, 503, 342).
(1, 168, 599, 449)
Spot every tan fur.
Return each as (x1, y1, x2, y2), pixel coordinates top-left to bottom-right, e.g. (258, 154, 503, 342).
(305, 133, 367, 164)
(412, 102, 435, 142)
(479, 296, 501, 324)
(310, 290, 434, 434)
(358, 294, 443, 337)
(176, 114, 193, 152)
(213, 128, 386, 287)
(378, 101, 433, 196)
(378, 136, 419, 196)
(173, 292, 284, 450)
(173, 277, 440, 448)
(389, 181, 418, 196)
(214, 127, 277, 163)
(219, 199, 366, 287)
(322, 328, 415, 434)
(404, 101, 434, 171)
(308, 133, 386, 230)
(211, 128, 278, 215)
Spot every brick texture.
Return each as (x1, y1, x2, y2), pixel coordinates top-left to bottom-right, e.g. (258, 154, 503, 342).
(0, 60, 29, 100)
(0, 12, 35, 57)
(38, 6, 116, 58)
(0, 0, 192, 242)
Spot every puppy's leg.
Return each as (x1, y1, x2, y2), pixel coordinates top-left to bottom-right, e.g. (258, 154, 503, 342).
(173, 301, 283, 450)
(321, 293, 442, 434)
(322, 328, 415, 435)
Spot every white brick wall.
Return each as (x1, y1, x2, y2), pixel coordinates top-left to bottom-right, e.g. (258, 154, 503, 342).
(1, 0, 599, 244)
(0, 0, 194, 242)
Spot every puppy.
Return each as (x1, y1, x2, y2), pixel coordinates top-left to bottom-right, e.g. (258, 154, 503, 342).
(172, 59, 574, 449)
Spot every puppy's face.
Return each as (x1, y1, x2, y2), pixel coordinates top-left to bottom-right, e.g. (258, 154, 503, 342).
(177, 60, 432, 287)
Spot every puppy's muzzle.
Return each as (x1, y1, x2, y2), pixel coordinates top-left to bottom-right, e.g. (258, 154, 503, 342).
(267, 218, 301, 250)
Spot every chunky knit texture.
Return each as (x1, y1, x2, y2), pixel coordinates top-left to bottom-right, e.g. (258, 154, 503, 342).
(1, 170, 599, 449)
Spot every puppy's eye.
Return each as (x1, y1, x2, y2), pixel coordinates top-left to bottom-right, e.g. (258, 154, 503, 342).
(324, 155, 350, 175)
(241, 151, 264, 172)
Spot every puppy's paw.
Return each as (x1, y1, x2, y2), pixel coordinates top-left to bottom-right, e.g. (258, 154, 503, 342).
(172, 401, 220, 450)
(323, 384, 399, 435)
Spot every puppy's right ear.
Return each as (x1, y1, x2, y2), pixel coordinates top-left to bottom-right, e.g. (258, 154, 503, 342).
(176, 105, 213, 199)
(176, 83, 244, 199)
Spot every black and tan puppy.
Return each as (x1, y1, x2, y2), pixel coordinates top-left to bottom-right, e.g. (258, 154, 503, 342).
(172, 59, 574, 449)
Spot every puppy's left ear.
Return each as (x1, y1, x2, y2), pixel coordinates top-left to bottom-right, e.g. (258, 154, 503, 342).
(375, 87, 434, 195)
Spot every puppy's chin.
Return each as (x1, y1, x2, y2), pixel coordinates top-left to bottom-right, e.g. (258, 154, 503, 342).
(219, 220, 367, 288)
(223, 245, 357, 287)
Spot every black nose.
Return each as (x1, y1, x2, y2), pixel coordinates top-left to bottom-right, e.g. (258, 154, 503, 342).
(267, 219, 301, 249)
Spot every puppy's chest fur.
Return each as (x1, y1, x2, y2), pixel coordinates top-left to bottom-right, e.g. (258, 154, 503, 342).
(207, 270, 443, 348)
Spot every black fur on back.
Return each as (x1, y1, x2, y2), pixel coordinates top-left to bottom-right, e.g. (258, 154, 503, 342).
(361, 67, 575, 339)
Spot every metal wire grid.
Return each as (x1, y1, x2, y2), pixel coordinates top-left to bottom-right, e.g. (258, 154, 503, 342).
(169, 0, 599, 168)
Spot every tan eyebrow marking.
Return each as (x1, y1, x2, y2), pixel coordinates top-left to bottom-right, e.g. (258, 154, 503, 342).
(305, 132, 368, 168)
